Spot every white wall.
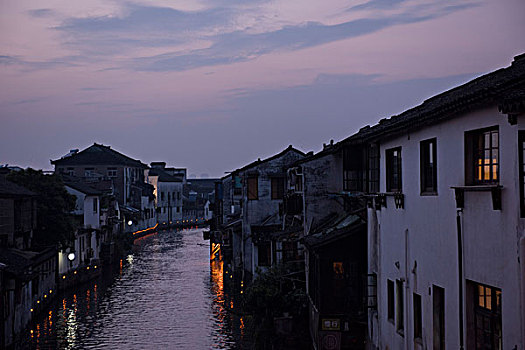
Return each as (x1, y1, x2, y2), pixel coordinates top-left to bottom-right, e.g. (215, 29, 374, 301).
(370, 106, 523, 349)
(84, 196, 100, 229)
(156, 181, 183, 223)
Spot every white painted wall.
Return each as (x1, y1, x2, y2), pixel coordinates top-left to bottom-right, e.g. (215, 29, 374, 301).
(156, 181, 183, 224)
(370, 106, 524, 349)
(84, 196, 100, 229)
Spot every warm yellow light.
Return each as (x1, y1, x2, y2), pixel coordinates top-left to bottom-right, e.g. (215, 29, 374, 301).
(49, 290, 52, 294)
(30, 309, 34, 312)
(62, 276, 66, 279)
(87, 266, 90, 270)
(37, 300, 40, 304)
(44, 294, 47, 298)
(240, 290, 243, 294)
(30, 329, 34, 334)
(94, 265, 97, 269)
(74, 271, 77, 274)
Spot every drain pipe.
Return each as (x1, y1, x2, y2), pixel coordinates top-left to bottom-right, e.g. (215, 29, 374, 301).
(520, 236, 525, 344)
(456, 209, 464, 350)
(404, 228, 410, 350)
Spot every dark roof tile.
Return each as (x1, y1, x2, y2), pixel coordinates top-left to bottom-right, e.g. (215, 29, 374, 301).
(51, 143, 148, 168)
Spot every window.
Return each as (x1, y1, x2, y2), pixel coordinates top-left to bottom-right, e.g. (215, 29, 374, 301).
(233, 175, 242, 196)
(176, 206, 180, 213)
(471, 283, 502, 350)
(107, 167, 117, 178)
(66, 167, 74, 176)
(413, 293, 422, 340)
(84, 167, 95, 177)
(433, 285, 445, 350)
(465, 127, 499, 184)
(295, 174, 303, 192)
(271, 177, 285, 200)
(93, 198, 98, 213)
(160, 192, 165, 201)
(247, 176, 258, 200)
(421, 138, 437, 194)
(396, 279, 404, 333)
(368, 143, 380, 193)
(258, 242, 271, 266)
(386, 147, 402, 192)
(387, 279, 395, 322)
(343, 146, 364, 192)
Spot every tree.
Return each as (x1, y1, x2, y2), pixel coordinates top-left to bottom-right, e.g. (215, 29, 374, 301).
(7, 168, 78, 247)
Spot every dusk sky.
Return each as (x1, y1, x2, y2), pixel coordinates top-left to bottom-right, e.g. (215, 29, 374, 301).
(1, 0, 523, 177)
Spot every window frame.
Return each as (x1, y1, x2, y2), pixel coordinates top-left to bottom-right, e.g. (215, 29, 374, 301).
(396, 279, 404, 334)
(387, 279, 395, 323)
(413, 293, 422, 341)
(247, 176, 258, 200)
(386, 147, 402, 193)
(465, 126, 499, 185)
(271, 177, 285, 200)
(472, 282, 502, 350)
(420, 138, 438, 195)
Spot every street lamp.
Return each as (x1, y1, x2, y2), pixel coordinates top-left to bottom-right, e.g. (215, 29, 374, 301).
(128, 220, 133, 226)
(68, 252, 75, 261)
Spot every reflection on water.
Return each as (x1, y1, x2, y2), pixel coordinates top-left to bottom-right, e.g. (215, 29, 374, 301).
(18, 228, 241, 350)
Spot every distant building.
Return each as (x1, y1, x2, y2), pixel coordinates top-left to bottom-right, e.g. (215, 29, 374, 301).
(212, 145, 306, 281)
(51, 143, 149, 208)
(0, 171, 56, 348)
(183, 178, 217, 223)
(51, 143, 153, 232)
(147, 162, 183, 225)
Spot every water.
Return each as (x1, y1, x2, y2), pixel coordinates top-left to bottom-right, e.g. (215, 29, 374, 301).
(19, 228, 245, 349)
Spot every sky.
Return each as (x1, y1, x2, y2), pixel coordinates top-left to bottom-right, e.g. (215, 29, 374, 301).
(0, 0, 524, 178)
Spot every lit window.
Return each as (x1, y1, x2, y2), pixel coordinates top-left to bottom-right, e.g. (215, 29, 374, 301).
(257, 242, 271, 266)
(465, 127, 499, 185)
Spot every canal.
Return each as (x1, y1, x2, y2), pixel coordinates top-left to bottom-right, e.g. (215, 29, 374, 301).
(18, 228, 245, 349)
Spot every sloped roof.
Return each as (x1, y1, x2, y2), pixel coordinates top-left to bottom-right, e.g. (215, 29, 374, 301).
(63, 179, 102, 196)
(303, 213, 365, 249)
(0, 247, 55, 278)
(51, 143, 148, 168)
(340, 53, 525, 145)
